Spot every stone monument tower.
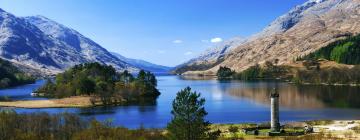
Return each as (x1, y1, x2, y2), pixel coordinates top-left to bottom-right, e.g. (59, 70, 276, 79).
(270, 88, 280, 132)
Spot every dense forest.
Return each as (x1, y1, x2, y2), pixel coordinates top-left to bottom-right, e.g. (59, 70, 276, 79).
(35, 63, 160, 105)
(300, 34, 360, 64)
(0, 58, 35, 89)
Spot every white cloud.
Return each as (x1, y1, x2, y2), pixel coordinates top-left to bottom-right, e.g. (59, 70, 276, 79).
(157, 50, 166, 54)
(184, 51, 193, 55)
(173, 40, 183, 44)
(210, 37, 223, 43)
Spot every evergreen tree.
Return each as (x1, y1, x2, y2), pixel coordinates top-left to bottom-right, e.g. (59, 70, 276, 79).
(167, 87, 218, 140)
(300, 33, 360, 64)
(119, 70, 134, 84)
(137, 70, 146, 81)
(216, 66, 234, 79)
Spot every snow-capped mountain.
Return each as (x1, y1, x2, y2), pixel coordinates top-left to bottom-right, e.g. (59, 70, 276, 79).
(173, 37, 244, 74)
(111, 52, 172, 73)
(193, 37, 245, 63)
(0, 9, 138, 75)
(260, 0, 328, 36)
(175, 0, 360, 75)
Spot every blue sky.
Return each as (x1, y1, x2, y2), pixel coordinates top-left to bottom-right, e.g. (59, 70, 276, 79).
(0, 0, 307, 67)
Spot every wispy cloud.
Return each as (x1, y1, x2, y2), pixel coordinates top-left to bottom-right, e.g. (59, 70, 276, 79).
(184, 51, 193, 55)
(210, 37, 223, 43)
(173, 40, 183, 44)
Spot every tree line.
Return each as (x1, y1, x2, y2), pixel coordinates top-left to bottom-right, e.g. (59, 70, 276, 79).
(293, 65, 360, 85)
(290, 34, 360, 85)
(299, 33, 360, 64)
(0, 58, 35, 89)
(35, 62, 160, 105)
(217, 59, 360, 85)
(217, 60, 289, 80)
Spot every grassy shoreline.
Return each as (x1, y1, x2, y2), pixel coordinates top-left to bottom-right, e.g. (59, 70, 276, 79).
(0, 96, 97, 108)
(212, 120, 360, 139)
(0, 101, 359, 140)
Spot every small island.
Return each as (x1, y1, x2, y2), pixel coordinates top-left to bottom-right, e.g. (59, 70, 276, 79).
(0, 62, 161, 108)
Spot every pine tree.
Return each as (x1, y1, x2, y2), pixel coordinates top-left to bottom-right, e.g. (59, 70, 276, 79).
(167, 87, 218, 140)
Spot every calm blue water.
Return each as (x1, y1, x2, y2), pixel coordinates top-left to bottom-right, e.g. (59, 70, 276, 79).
(0, 80, 47, 100)
(1, 75, 360, 128)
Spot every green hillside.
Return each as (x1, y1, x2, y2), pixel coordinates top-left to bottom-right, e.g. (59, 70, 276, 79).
(301, 34, 360, 64)
(0, 58, 35, 88)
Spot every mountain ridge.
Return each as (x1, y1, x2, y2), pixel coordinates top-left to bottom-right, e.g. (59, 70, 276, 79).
(175, 0, 360, 75)
(110, 52, 172, 73)
(173, 37, 244, 74)
(0, 9, 139, 75)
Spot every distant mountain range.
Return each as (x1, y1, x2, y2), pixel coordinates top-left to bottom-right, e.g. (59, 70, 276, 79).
(174, 0, 360, 75)
(173, 37, 244, 74)
(110, 52, 172, 73)
(0, 8, 169, 75)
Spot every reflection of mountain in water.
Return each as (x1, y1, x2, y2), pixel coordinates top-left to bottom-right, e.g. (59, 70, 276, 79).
(299, 86, 360, 109)
(222, 82, 360, 109)
(179, 75, 216, 80)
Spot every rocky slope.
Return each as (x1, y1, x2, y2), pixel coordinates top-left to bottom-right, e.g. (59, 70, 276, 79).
(175, 0, 360, 75)
(0, 9, 138, 75)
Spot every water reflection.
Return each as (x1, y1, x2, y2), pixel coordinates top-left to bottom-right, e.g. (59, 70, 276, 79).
(78, 105, 158, 115)
(209, 80, 226, 101)
(2, 76, 360, 128)
(78, 107, 117, 115)
(0, 80, 46, 100)
(221, 81, 360, 109)
(179, 75, 216, 80)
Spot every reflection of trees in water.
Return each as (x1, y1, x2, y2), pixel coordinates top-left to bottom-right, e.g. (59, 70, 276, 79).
(78, 107, 117, 115)
(137, 106, 157, 112)
(78, 105, 157, 116)
(225, 83, 360, 109)
(179, 75, 216, 80)
(298, 85, 360, 108)
(225, 82, 323, 109)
